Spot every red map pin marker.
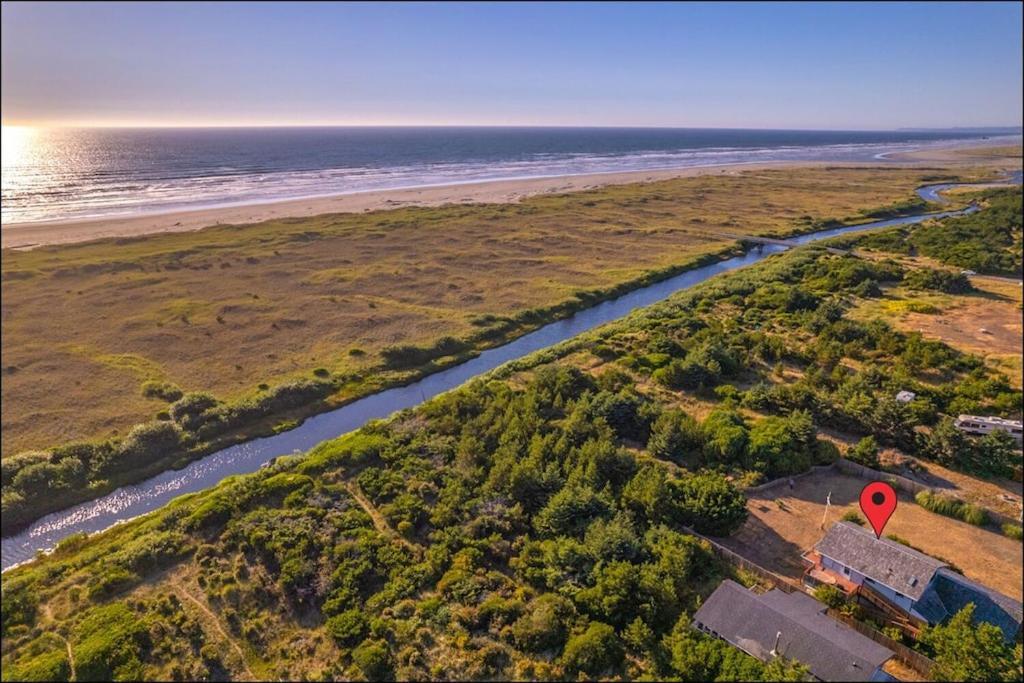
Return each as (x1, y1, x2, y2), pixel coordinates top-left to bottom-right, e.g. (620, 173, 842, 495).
(860, 481, 897, 538)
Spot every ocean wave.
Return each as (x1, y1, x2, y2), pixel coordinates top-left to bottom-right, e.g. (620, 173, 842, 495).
(3, 133, 1018, 224)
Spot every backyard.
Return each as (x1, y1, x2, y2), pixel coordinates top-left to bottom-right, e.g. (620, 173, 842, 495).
(719, 468, 1023, 600)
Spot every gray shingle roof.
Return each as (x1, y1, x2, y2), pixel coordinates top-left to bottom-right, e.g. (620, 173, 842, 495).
(693, 580, 894, 682)
(814, 521, 945, 601)
(914, 568, 1023, 642)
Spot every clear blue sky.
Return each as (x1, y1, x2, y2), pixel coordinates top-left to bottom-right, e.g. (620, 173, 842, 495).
(2, 1, 1021, 129)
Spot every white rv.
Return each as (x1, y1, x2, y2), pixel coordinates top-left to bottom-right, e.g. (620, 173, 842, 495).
(954, 415, 1023, 442)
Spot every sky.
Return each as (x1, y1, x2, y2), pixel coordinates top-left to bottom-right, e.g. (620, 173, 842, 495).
(1, 1, 1022, 129)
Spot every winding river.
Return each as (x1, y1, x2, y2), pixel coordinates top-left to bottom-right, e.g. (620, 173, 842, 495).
(2, 174, 1020, 571)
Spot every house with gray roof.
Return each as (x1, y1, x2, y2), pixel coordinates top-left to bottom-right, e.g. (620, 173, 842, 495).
(693, 580, 897, 681)
(803, 521, 1022, 641)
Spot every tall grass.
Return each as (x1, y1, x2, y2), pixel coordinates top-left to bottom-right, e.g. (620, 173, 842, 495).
(914, 490, 989, 527)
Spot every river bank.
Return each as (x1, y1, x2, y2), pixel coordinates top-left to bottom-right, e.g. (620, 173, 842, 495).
(3, 176, 1004, 571)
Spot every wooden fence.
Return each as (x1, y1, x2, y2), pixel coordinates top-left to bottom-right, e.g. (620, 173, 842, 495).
(749, 458, 1021, 528)
(743, 463, 835, 493)
(835, 458, 1022, 528)
(833, 458, 934, 495)
(828, 609, 936, 678)
(682, 525, 800, 593)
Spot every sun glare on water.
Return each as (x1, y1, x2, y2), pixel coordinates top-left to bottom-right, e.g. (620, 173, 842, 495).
(1, 126, 37, 169)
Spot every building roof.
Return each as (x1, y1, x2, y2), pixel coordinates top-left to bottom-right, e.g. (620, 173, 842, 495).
(814, 521, 945, 601)
(956, 415, 1023, 429)
(914, 568, 1023, 642)
(692, 580, 894, 682)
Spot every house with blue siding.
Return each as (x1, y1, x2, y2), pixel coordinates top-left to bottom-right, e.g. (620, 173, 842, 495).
(803, 521, 1022, 641)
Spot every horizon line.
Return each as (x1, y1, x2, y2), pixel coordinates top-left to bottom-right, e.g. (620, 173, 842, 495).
(4, 122, 1023, 132)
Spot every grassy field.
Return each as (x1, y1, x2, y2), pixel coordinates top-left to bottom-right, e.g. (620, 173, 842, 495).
(847, 253, 1024, 388)
(1, 165, 983, 459)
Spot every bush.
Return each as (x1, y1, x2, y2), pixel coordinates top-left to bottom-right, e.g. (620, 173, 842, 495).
(903, 268, 973, 294)
(914, 490, 989, 526)
(115, 421, 182, 470)
(140, 381, 183, 402)
(169, 391, 219, 426)
(381, 336, 468, 369)
(72, 603, 148, 681)
(511, 594, 575, 653)
(560, 621, 623, 676)
(326, 609, 367, 645)
(3, 635, 70, 682)
(674, 471, 748, 536)
(847, 436, 880, 469)
(1001, 524, 1022, 541)
(351, 639, 393, 680)
(814, 584, 847, 609)
(647, 409, 704, 466)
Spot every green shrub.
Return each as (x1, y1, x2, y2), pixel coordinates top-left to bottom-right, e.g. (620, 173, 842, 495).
(560, 621, 624, 676)
(115, 421, 182, 470)
(903, 268, 973, 294)
(87, 567, 140, 600)
(1001, 524, 1023, 541)
(169, 391, 219, 427)
(351, 639, 393, 680)
(841, 510, 864, 526)
(326, 609, 367, 645)
(511, 594, 575, 653)
(381, 336, 468, 369)
(140, 381, 183, 402)
(72, 603, 148, 681)
(3, 634, 70, 682)
(914, 490, 989, 526)
(674, 471, 748, 536)
(846, 436, 880, 469)
(814, 584, 847, 609)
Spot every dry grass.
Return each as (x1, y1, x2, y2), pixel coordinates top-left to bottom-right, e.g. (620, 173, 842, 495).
(0, 165, 990, 456)
(721, 469, 1023, 600)
(848, 266, 1024, 387)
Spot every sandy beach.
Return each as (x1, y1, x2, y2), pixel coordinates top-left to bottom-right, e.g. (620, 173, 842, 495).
(0, 161, 807, 249)
(2, 143, 1019, 250)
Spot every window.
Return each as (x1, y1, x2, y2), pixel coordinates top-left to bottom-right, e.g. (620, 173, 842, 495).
(843, 566, 851, 576)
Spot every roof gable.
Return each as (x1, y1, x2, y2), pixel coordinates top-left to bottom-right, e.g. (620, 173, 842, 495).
(815, 522, 945, 601)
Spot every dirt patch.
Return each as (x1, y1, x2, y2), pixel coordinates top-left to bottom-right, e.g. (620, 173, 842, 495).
(902, 302, 1021, 357)
(719, 469, 1023, 600)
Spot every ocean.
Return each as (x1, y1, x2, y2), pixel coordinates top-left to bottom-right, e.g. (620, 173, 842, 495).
(1, 126, 1016, 225)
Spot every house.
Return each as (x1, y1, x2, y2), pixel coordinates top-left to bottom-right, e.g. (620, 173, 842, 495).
(803, 521, 1023, 641)
(692, 580, 897, 682)
(894, 390, 916, 403)
(954, 415, 1023, 443)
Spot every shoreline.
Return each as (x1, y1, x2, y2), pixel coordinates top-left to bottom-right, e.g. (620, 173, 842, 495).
(0, 160, 823, 249)
(4, 139, 1019, 250)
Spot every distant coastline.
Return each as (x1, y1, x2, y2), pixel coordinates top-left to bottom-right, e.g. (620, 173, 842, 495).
(2, 135, 1020, 250)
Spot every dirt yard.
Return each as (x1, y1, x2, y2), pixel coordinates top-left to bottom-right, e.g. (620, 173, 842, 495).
(719, 468, 1023, 600)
